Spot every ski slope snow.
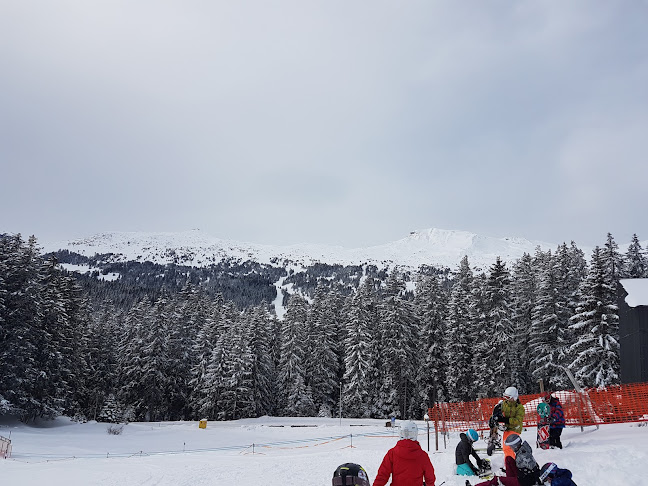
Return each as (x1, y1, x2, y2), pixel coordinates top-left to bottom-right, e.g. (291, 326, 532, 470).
(1, 415, 646, 486)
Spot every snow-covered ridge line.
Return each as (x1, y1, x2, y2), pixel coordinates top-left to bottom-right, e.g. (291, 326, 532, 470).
(40, 228, 560, 270)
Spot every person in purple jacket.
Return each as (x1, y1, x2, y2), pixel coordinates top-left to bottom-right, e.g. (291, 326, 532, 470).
(539, 462, 577, 485)
(542, 392, 565, 449)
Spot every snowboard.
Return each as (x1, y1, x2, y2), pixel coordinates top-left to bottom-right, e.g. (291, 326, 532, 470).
(536, 402, 550, 450)
(486, 402, 503, 455)
(478, 458, 492, 478)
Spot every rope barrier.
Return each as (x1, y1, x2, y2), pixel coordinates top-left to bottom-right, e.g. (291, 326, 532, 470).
(8, 429, 396, 462)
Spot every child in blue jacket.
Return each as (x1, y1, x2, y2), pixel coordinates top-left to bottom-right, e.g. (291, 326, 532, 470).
(539, 462, 577, 485)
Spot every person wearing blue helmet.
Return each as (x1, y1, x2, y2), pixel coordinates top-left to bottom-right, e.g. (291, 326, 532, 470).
(455, 428, 488, 476)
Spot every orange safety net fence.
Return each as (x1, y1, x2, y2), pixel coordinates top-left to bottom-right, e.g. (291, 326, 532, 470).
(427, 381, 648, 433)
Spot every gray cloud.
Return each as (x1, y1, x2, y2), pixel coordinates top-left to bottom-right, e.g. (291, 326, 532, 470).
(1, 1, 646, 249)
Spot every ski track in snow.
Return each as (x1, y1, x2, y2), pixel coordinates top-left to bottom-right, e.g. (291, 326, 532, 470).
(1, 416, 647, 485)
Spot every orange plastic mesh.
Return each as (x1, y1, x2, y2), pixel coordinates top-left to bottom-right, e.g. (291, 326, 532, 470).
(426, 382, 648, 433)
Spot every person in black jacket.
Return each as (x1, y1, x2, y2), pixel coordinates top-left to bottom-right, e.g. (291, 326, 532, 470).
(456, 429, 488, 476)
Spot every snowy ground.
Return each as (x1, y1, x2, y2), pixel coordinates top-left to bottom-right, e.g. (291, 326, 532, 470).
(1, 415, 647, 485)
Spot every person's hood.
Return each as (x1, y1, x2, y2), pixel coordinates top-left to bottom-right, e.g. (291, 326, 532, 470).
(394, 438, 423, 458)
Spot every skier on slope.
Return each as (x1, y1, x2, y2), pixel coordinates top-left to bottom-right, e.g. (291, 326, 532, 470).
(455, 428, 489, 476)
(495, 386, 526, 460)
(542, 392, 565, 449)
(373, 421, 436, 486)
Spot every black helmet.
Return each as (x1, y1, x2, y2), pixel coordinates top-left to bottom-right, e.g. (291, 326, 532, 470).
(333, 463, 371, 486)
(504, 433, 522, 452)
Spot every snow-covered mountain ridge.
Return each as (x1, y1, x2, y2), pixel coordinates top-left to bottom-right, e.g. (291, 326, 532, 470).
(41, 228, 560, 271)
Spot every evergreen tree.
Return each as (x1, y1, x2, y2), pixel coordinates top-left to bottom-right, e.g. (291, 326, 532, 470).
(509, 253, 537, 394)
(530, 248, 567, 389)
(244, 306, 276, 416)
(624, 234, 647, 278)
(444, 256, 476, 402)
(602, 233, 625, 283)
(569, 247, 620, 387)
(471, 272, 492, 397)
(278, 295, 314, 416)
(84, 304, 120, 420)
(307, 284, 339, 416)
(483, 257, 514, 395)
(219, 316, 255, 420)
(197, 336, 226, 419)
(414, 273, 448, 411)
(0, 236, 62, 420)
(188, 294, 225, 417)
(342, 278, 376, 417)
(377, 270, 417, 418)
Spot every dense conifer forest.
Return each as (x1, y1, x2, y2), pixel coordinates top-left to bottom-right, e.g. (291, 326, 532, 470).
(1, 232, 646, 423)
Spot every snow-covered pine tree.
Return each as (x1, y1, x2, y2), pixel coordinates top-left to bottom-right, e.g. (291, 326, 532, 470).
(509, 253, 537, 394)
(196, 300, 240, 419)
(377, 270, 417, 418)
(0, 235, 63, 421)
(278, 294, 315, 416)
(603, 233, 625, 283)
(84, 304, 120, 420)
(530, 247, 570, 390)
(188, 293, 225, 417)
(39, 258, 91, 419)
(483, 257, 514, 396)
(137, 294, 172, 421)
(569, 246, 620, 387)
(444, 256, 477, 402)
(116, 299, 149, 418)
(197, 336, 226, 419)
(471, 271, 493, 397)
(244, 305, 276, 416)
(169, 285, 208, 420)
(546, 242, 587, 389)
(342, 277, 376, 417)
(414, 273, 448, 410)
(624, 234, 647, 278)
(218, 316, 255, 420)
(306, 284, 339, 416)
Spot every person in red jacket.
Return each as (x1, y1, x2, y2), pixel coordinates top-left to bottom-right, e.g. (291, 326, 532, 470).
(373, 421, 436, 486)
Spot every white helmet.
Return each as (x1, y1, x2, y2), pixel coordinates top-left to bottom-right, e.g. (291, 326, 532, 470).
(399, 421, 418, 441)
(503, 386, 518, 400)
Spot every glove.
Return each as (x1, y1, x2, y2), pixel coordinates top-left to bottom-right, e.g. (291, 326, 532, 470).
(498, 416, 509, 424)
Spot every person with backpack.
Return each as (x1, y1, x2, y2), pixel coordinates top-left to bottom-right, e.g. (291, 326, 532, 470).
(542, 392, 565, 449)
(455, 428, 489, 476)
(333, 463, 371, 486)
(495, 386, 526, 460)
(373, 421, 436, 486)
(504, 433, 542, 486)
(469, 433, 542, 486)
(539, 462, 577, 485)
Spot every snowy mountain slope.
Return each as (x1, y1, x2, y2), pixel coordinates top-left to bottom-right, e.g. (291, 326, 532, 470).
(41, 228, 559, 271)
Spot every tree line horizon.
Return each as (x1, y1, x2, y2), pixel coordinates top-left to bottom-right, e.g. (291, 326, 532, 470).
(0, 232, 645, 423)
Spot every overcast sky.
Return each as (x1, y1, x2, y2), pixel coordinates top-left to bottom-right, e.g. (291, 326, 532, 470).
(2, 1, 647, 249)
